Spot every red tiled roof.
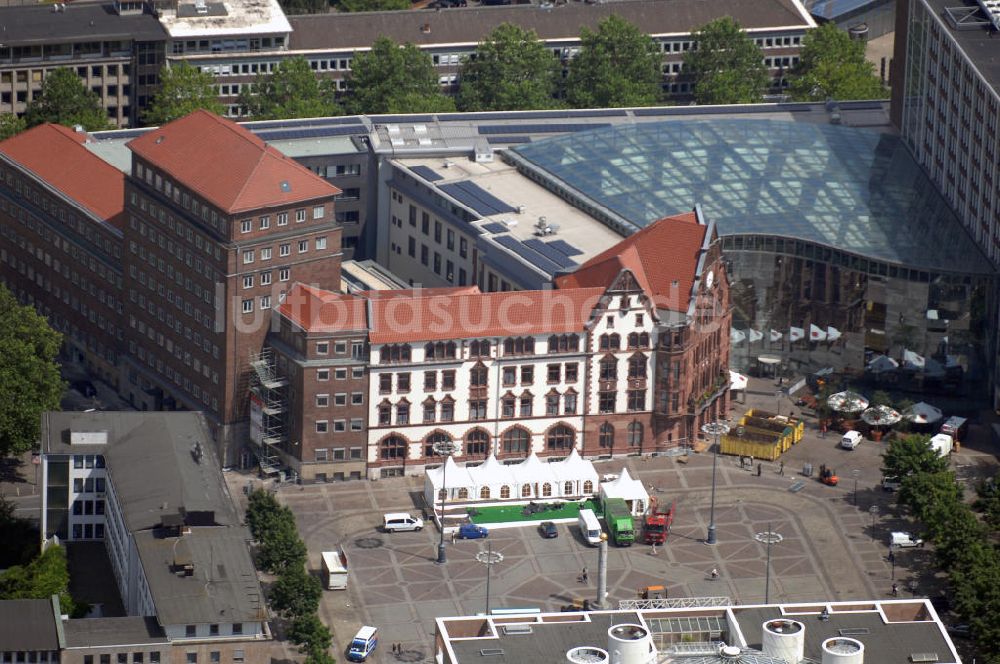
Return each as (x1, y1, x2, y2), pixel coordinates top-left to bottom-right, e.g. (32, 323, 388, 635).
(277, 282, 605, 341)
(127, 110, 340, 215)
(368, 287, 605, 343)
(278, 283, 368, 334)
(359, 286, 481, 298)
(0, 124, 124, 228)
(555, 211, 706, 312)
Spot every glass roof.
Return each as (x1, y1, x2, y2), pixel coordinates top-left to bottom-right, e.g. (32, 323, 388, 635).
(511, 119, 994, 274)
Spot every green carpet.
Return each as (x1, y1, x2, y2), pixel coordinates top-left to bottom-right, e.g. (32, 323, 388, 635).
(467, 498, 602, 524)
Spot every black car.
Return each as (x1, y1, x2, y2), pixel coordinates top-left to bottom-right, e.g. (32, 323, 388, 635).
(72, 380, 97, 398)
(539, 521, 558, 539)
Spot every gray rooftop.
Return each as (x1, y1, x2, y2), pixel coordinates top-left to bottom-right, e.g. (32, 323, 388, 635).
(287, 0, 813, 51)
(0, 3, 165, 46)
(63, 617, 166, 648)
(732, 605, 958, 664)
(41, 411, 238, 532)
(0, 598, 61, 651)
(925, 0, 1000, 97)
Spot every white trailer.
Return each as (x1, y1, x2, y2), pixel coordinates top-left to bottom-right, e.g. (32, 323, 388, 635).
(321, 549, 348, 590)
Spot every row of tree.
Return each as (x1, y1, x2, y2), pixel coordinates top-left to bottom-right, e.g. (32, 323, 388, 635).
(882, 435, 1000, 661)
(0, 527, 86, 618)
(246, 489, 333, 664)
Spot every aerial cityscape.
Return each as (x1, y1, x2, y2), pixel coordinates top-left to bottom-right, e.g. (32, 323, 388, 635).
(0, 0, 996, 662)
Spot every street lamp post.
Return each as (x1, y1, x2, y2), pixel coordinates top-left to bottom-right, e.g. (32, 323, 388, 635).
(888, 548, 896, 580)
(475, 544, 504, 615)
(701, 421, 731, 545)
(869, 505, 880, 544)
(433, 440, 458, 565)
(852, 469, 860, 507)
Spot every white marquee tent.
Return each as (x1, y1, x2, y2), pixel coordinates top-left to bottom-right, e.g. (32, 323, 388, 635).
(423, 450, 600, 507)
(599, 468, 650, 516)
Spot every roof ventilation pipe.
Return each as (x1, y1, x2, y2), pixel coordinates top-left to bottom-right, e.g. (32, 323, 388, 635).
(761, 619, 805, 664)
(566, 646, 609, 664)
(606, 624, 655, 664)
(821, 637, 864, 664)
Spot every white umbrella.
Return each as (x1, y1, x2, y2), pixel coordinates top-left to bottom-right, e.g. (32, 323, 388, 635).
(861, 405, 901, 427)
(827, 390, 869, 413)
(730, 328, 747, 344)
(903, 401, 943, 425)
(729, 370, 748, 391)
(866, 355, 899, 374)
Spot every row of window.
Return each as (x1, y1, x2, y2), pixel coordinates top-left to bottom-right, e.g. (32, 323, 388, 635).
(316, 366, 366, 381)
(599, 388, 647, 413)
(241, 236, 326, 263)
(73, 477, 106, 493)
(378, 424, 576, 460)
(315, 418, 364, 433)
(315, 446, 364, 462)
(599, 355, 648, 381)
(72, 499, 106, 516)
(316, 391, 364, 407)
(443, 478, 595, 501)
(72, 454, 106, 469)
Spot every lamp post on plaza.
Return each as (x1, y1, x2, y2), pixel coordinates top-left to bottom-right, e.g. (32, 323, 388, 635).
(434, 440, 458, 565)
(701, 421, 731, 545)
(869, 505, 880, 544)
(852, 469, 860, 507)
(476, 544, 504, 615)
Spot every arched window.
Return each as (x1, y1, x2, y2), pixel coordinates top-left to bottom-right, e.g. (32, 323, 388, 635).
(380, 435, 407, 460)
(564, 481, 573, 495)
(599, 422, 614, 448)
(470, 363, 488, 387)
(480, 486, 491, 499)
(500, 485, 511, 499)
(628, 421, 644, 446)
(458, 488, 469, 500)
(470, 339, 491, 357)
(638, 333, 650, 347)
(546, 424, 574, 450)
(583, 480, 593, 494)
(629, 354, 647, 379)
(548, 335, 560, 353)
(599, 334, 621, 351)
(627, 332, 639, 348)
(424, 431, 453, 458)
(502, 427, 530, 454)
(504, 337, 535, 355)
(542, 483, 552, 497)
(465, 429, 490, 456)
(425, 342, 456, 360)
(380, 344, 412, 364)
(521, 484, 532, 498)
(600, 357, 617, 381)
(609, 333, 621, 349)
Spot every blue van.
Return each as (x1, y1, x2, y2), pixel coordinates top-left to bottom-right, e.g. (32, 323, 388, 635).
(347, 626, 377, 662)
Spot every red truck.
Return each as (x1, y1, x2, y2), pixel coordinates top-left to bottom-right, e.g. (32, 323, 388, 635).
(643, 499, 675, 544)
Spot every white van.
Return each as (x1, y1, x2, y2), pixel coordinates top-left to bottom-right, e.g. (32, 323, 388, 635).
(347, 626, 378, 662)
(321, 549, 348, 590)
(383, 512, 423, 532)
(577, 508, 603, 546)
(840, 430, 863, 450)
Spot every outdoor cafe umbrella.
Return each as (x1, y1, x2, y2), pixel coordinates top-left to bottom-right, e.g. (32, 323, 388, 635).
(861, 405, 902, 427)
(902, 401, 943, 425)
(827, 390, 869, 413)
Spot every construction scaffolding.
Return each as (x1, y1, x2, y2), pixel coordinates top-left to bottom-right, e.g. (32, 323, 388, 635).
(249, 348, 288, 476)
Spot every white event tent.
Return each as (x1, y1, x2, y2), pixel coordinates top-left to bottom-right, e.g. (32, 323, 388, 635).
(423, 450, 600, 507)
(598, 468, 650, 516)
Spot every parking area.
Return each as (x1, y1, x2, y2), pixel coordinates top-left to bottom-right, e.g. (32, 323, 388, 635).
(232, 375, 997, 663)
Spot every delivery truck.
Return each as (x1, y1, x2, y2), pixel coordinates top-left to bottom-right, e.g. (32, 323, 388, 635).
(602, 497, 635, 547)
(321, 549, 348, 590)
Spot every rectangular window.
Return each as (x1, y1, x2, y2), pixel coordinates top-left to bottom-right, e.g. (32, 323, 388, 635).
(233, 652, 244, 664)
(470, 399, 487, 420)
(423, 401, 435, 423)
(547, 364, 560, 383)
(408, 237, 416, 257)
(279, 243, 290, 257)
(521, 365, 534, 384)
(397, 372, 411, 391)
(351, 392, 364, 405)
(242, 250, 254, 264)
(186, 625, 196, 637)
(440, 401, 454, 421)
(424, 371, 436, 390)
(209, 624, 220, 636)
(420, 245, 428, 266)
(334, 393, 347, 406)
(317, 342, 329, 354)
(459, 237, 468, 258)
(502, 366, 516, 386)
(316, 420, 329, 433)
(599, 391, 615, 413)
(564, 392, 577, 414)
(241, 299, 253, 313)
(316, 236, 327, 250)
(277, 213, 288, 226)
(441, 370, 455, 390)
(260, 247, 272, 261)
(627, 389, 646, 411)
(240, 219, 252, 233)
(298, 240, 308, 253)
(350, 419, 363, 431)
(259, 216, 270, 229)
(279, 268, 290, 281)
(565, 363, 578, 382)
(317, 369, 329, 381)
(519, 395, 532, 417)
(546, 393, 560, 415)
(379, 374, 392, 393)
(446, 229, 455, 250)
(335, 369, 347, 380)
(242, 275, 254, 289)
(334, 420, 347, 432)
(313, 205, 324, 219)
(316, 394, 329, 407)
(295, 209, 306, 223)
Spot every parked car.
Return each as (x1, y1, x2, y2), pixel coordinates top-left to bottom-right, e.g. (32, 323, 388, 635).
(881, 476, 902, 492)
(457, 523, 489, 539)
(890, 531, 923, 548)
(840, 430, 863, 450)
(72, 380, 97, 398)
(383, 513, 423, 532)
(539, 521, 558, 539)
(946, 623, 971, 639)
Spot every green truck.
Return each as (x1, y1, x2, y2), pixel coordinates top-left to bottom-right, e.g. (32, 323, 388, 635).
(602, 497, 635, 546)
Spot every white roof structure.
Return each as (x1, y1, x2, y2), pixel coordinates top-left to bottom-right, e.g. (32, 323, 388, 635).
(511, 452, 558, 485)
(903, 401, 943, 425)
(599, 468, 650, 512)
(466, 454, 516, 489)
(866, 355, 899, 374)
(158, 0, 292, 39)
(426, 455, 474, 492)
(551, 448, 598, 485)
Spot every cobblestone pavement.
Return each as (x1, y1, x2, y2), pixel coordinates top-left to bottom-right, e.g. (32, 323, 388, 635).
(231, 374, 996, 663)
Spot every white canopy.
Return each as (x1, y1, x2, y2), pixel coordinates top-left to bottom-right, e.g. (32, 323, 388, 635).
(466, 454, 516, 490)
(903, 401, 943, 425)
(867, 355, 899, 374)
(551, 448, 598, 484)
(861, 405, 901, 427)
(513, 452, 558, 485)
(599, 467, 650, 515)
(827, 390, 869, 413)
(425, 455, 475, 499)
(729, 370, 749, 391)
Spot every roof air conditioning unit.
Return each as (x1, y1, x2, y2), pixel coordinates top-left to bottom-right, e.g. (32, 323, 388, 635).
(517, 205, 526, 214)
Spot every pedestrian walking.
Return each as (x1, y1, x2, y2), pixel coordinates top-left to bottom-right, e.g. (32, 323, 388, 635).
(757, 463, 762, 477)
(650, 542, 658, 555)
(779, 461, 785, 476)
(710, 568, 719, 580)
(888, 550, 896, 565)
(451, 530, 458, 544)
(581, 567, 589, 583)
(891, 583, 898, 597)
(821, 423, 827, 438)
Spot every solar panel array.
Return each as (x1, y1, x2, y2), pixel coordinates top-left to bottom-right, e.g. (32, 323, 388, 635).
(524, 238, 577, 269)
(479, 123, 610, 135)
(494, 235, 562, 275)
(547, 239, 584, 257)
(481, 222, 509, 234)
(486, 135, 532, 145)
(409, 165, 443, 182)
(255, 125, 366, 141)
(440, 181, 517, 216)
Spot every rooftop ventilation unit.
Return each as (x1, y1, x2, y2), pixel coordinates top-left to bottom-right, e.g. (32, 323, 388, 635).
(70, 431, 108, 445)
(607, 624, 655, 664)
(194, 0, 208, 13)
(821, 637, 864, 664)
(761, 619, 805, 664)
(502, 625, 533, 635)
(566, 647, 608, 664)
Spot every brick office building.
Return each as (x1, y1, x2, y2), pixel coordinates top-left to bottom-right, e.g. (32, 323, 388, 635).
(268, 208, 730, 480)
(122, 110, 342, 462)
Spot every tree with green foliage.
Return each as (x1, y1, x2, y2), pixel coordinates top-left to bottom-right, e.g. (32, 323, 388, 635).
(143, 63, 224, 126)
(238, 57, 338, 120)
(25, 68, 109, 131)
(871, 390, 893, 407)
(279, 0, 329, 13)
(0, 114, 25, 141)
(269, 564, 322, 618)
(787, 23, 886, 102)
(287, 612, 332, 655)
(975, 476, 1000, 529)
(683, 17, 769, 105)
(565, 15, 662, 109)
(881, 433, 950, 481)
(345, 37, 455, 115)
(246, 490, 306, 573)
(457, 24, 561, 111)
(304, 652, 337, 664)
(337, 0, 408, 10)
(0, 496, 39, 568)
(0, 284, 64, 459)
(246, 489, 283, 541)
(0, 545, 85, 617)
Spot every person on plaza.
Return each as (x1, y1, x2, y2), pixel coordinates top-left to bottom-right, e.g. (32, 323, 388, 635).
(710, 568, 719, 580)
(650, 541, 658, 555)
(779, 461, 785, 476)
(451, 529, 458, 545)
(891, 583, 899, 597)
(581, 567, 589, 583)
(757, 463, 762, 477)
